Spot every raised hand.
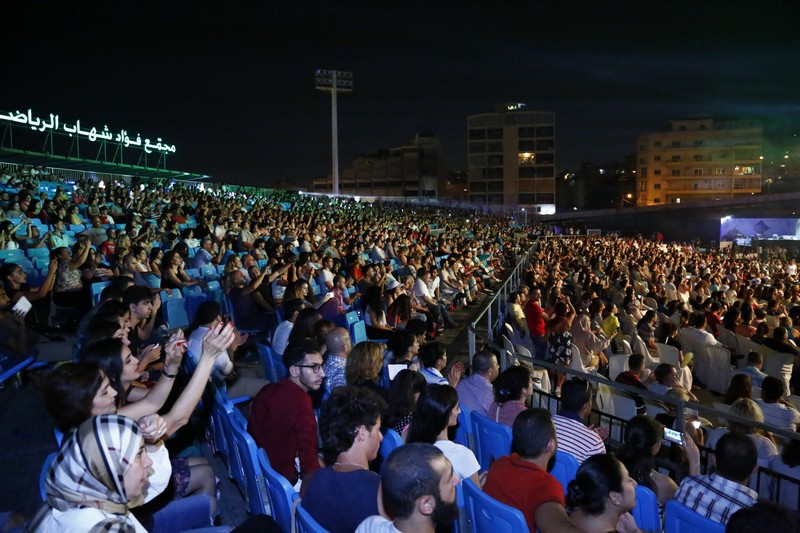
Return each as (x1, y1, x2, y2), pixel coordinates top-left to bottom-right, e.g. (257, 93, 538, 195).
(201, 321, 236, 358)
(138, 413, 167, 442)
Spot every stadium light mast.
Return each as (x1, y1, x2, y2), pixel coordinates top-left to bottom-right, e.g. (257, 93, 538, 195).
(315, 69, 353, 196)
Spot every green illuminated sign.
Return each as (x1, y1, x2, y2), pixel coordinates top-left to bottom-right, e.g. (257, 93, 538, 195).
(1, 108, 176, 154)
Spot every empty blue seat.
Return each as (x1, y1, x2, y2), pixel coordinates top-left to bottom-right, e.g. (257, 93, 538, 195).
(470, 412, 512, 472)
(228, 405, 269, 515)
(0, 249, 24, 261)
(160, 289, 182, 302)
(163, 298, 190, 330)
(182, 285, 204, 298)
(258, 343, 287, 383)
(200, 265, 219, 281)
(139, 273, 161, 289)
(91, 280, 112, 305)
(344, 311, 359, 328)
(26, 248, 50, 259)
(206, 280, 221, 292)
(184, 268, 201, 280)
(461, 478, 529, 533)
(550, 450, 580, 495)
(351, 320, 368, 344)
(260, 448, 298, 533)
(664, 500, 725, 533)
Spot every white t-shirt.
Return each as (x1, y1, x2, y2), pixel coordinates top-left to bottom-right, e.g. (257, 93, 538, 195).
(434, 439, 480, 480)
(318, 269, 334, 295)
(272, 320, 294, 356)
(356, 515, 402, 533)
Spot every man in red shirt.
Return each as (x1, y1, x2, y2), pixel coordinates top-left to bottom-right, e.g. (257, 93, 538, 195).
(524, 288, 551, 359)
(705, 301, 724, 337)
(248, 338, 326, 485)
(483, 409, 581, 533)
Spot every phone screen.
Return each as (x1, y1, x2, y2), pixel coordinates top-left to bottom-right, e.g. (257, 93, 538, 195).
(12, 296, 33, 316)
(663, 427, 685, 445)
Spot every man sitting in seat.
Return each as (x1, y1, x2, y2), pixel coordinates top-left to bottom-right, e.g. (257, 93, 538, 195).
(455, 350, 500, 418)
(756, 375, 800, 432)
(732, 351, 768, 388)
(248, 339, 325, 487)
(483, 409, 582, 533)
(674, 430, 758, 525)
(551, 377, 606, 463)
(356, 443, 459, 533)
(614, 353, 652, 415)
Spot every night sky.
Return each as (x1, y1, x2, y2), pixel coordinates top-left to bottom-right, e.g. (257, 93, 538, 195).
(4, 2, 800, 187)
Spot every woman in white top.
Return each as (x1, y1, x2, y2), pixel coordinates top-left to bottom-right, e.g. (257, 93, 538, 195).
(29, 414, 153, 532)
(406, 384, 482, 488)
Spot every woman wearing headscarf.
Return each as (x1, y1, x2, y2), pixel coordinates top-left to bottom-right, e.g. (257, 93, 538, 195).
(30, 414, 153, 532)
(570, 314, 610, 371)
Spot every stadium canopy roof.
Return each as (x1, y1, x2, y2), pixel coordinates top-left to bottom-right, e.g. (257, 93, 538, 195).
(0, 147, 210, 182)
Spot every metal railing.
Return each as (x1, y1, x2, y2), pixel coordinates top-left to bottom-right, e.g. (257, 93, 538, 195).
(467, 240, 538, 358)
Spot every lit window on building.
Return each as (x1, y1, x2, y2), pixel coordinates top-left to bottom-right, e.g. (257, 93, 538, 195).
(518, 152, 536, 166)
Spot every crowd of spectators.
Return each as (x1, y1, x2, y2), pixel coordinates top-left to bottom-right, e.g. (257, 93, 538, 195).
(5, 163, 800, 532)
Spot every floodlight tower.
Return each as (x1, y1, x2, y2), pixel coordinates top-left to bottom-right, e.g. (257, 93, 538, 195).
(315, 69, 353, 196)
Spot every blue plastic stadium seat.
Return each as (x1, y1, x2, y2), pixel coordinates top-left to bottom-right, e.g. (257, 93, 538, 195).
(164, 298, 190, 330)
(351, 320, 368, 344)
(182, 285, 204, 298)
(200, 265, 219, 281)
(461, 478, 529, 533)
(379, 429, 404, 464)
(140, 273, 161, 289)
(184, 268, 201, 280)
(295, 502, 329, 533)
(470, 412, 512, 472)
(259, 448, 298, 533)
(632, 485, 660, 532)
(664, 500, 725, 533)
(454, 405, 474, 451)
(91, 280, 112, 305)
(550, 450, 580, 495)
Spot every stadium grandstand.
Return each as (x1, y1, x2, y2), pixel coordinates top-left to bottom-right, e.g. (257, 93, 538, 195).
(2, 150, 800, 531)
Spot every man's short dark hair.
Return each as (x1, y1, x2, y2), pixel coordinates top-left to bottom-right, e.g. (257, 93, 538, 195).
(416, 268, 428, 279)
(419, 342, 446, 369)
(715, 430, 758, 482)
(318, 386, 387, 465)
(123, 285, 153, 307)
(746, 351, 763, 366)
(282, 338, 319, 369)
(628, 353, 645, 372)
(560, 378, 592, 412)
(472, 350, 496, 375)
(512, 408, 556, 459)
(381, 443, 445, 520)
(761, 376, 785, 402)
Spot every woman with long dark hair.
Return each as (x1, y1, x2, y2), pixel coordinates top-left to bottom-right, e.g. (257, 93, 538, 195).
(406, 384, 481, 487)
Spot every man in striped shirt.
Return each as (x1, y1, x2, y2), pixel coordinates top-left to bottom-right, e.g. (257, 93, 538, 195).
(674, 431, 758, 525)
(551, 378, 606, 463)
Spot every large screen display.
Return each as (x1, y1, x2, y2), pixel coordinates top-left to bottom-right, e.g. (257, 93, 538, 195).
(720, 217, 800, 246)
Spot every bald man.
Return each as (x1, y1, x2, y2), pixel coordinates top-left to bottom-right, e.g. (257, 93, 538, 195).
(323, 327, 352, 390)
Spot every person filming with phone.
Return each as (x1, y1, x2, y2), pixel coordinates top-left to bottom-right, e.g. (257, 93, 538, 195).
(0, 285, 40, 368)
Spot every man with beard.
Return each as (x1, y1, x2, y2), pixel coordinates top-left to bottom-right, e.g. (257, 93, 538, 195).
(356, 443, 459, 533)
(483, 409, 581, 533)
(248, 339, 326, 486)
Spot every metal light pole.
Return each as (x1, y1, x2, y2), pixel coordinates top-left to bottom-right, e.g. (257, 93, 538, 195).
(315, 69, 353, 196)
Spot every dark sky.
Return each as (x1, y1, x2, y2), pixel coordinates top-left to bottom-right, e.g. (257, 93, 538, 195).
(4, 2, 800, 187)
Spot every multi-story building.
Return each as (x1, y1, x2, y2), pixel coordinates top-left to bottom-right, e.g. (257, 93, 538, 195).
(467, 104, 555, 214)
(636, 118, 762, 206)
(311, 133, 447, 200)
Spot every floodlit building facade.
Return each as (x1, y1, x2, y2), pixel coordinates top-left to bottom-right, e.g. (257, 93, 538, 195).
(467, 104, 556, 213)
(636, 118, 762, 206)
